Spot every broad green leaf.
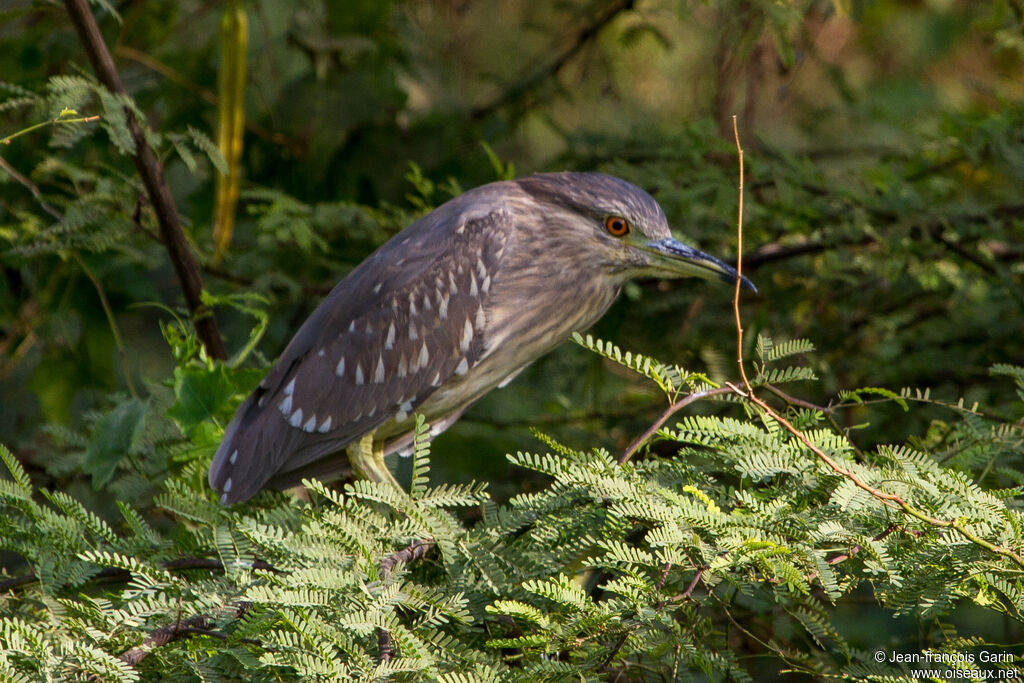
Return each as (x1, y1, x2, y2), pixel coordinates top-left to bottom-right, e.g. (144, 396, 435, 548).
(166, 364, 236, 437)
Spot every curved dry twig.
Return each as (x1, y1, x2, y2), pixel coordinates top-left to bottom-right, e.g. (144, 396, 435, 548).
(727, 116, 1024, 570)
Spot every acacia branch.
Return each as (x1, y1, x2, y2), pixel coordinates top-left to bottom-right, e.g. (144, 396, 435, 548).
(824, 524, 925, 567)
(119, 614, 213, 667)
(377, 539, 435, 664)
(618, 386, 733, 465)
(742, 236, 874, 267)
(728, 116, 1024, 570)
(63, 0, 226, 360)
(118, 602, 255, 667)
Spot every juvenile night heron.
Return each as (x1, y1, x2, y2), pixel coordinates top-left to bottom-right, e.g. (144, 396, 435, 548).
(210, 172, 754, 504)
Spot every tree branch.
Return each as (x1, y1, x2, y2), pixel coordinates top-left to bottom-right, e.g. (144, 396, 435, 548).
(63, 0, 226, 360)
(470, 0, 635, 121)
(0, 557, 277, 592)
(742, 236, 874, 267)
(729, 116, 1024, 570)
(118, 602, 254, 667)
(618, 386, 733, 465)
(119, 614, 212, 667)
(377, 539, 435, 664)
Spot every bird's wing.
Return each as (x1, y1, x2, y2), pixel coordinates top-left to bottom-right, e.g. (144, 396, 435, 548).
(209, 206, 511, 503)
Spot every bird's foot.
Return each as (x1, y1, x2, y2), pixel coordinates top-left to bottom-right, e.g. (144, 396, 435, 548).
(348, 432, 403, 491)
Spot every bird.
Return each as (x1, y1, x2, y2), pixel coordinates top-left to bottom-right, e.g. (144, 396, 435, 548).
(209, 171, 755, 504)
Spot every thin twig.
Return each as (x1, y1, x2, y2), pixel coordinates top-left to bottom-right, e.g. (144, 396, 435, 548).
(1, 114, 100, 146)
(379, 538, 434, 577)
(0, 156, 64, 221)
(654, 562, 671, 591)
(679, 566, 706, 599)
(824, 524, 924, 566)
(75, 255, 139, 398)
(0, 573, 38, 591)
(63, 0, 226, 360)
(742, 235, 875, 267)
(618, 386, 733, 465)
(731, 116, 751, 391)
(113, 45, 217, 105)
(763, 383, 830, 413)
(727, 116, 1024, 570)
(658, 565, 707, 606)
(763, 382, 868, 457)
(597, 629, 634, 675)
(119, 614, 211, 666)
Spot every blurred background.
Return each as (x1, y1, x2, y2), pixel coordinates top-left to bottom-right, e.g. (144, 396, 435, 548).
(1, 0, 1023, 669)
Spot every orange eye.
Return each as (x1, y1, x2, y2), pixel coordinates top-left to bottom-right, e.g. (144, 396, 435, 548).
(605, 215, 630, 237)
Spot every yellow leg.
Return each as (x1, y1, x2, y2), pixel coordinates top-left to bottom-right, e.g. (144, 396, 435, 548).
(347, 432, 403, 491)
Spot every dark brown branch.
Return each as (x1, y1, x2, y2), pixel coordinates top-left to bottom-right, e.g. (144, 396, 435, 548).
(379, 538, 434, 578)
(597, 560, 711, 676)
(376, 621, 395, 664)
(762, 383, 832, 414)
(598, 630, 634, 675)
(654, 562, 671, 591)
(741, 204, 1024, 271)
(118, 602, 254, 667)
(824, 524, 924, 566)
(0, 557, 277, 592)
(0, 572, 39, 591)
(202, 263, 256, 287)
(0, 157, 64, 221)
(680, 566, 706, 599)
(161, 557, 277, 572)
(119, 614, 212, 667)
(377, 539, 435, 664)
(926, 225, 996, 275)
(470, 0, 635, 120)
(63, 0, 226, 360)
(742, 236, 874, 267)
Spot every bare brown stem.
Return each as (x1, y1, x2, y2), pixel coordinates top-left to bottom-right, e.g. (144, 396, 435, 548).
(728, 117, 1024, 570)
(376, 539, 435, 663)
(63, 0, 226, 360)
(118, 602, 254, 667)
(680, 566, 706, 599)
(618, 386, 733, 465)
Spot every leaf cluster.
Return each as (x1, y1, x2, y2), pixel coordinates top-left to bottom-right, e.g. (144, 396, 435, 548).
(1, 335, 1022, 680)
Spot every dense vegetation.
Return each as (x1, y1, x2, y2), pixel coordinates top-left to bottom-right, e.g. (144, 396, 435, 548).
(1, 0, 1022, 679)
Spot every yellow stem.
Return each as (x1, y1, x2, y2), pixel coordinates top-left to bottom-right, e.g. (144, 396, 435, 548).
(2, 114, 100, 146)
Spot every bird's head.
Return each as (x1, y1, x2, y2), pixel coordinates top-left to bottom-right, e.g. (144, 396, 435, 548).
(515, 172, 756, 292)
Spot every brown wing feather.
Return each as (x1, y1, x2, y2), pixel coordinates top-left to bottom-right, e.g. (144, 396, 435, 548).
(209, 199, 513, 503)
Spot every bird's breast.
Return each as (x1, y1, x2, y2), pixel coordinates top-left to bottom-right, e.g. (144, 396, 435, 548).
(412, 271, 620, 422)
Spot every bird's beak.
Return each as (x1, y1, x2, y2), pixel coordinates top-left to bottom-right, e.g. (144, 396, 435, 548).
(641, 238, 757, 293)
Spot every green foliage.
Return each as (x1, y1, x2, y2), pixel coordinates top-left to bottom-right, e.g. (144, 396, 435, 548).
(1, 335, 1022, 680)
(3, 1, 1024, 679)
(572, 332, 714, 401)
